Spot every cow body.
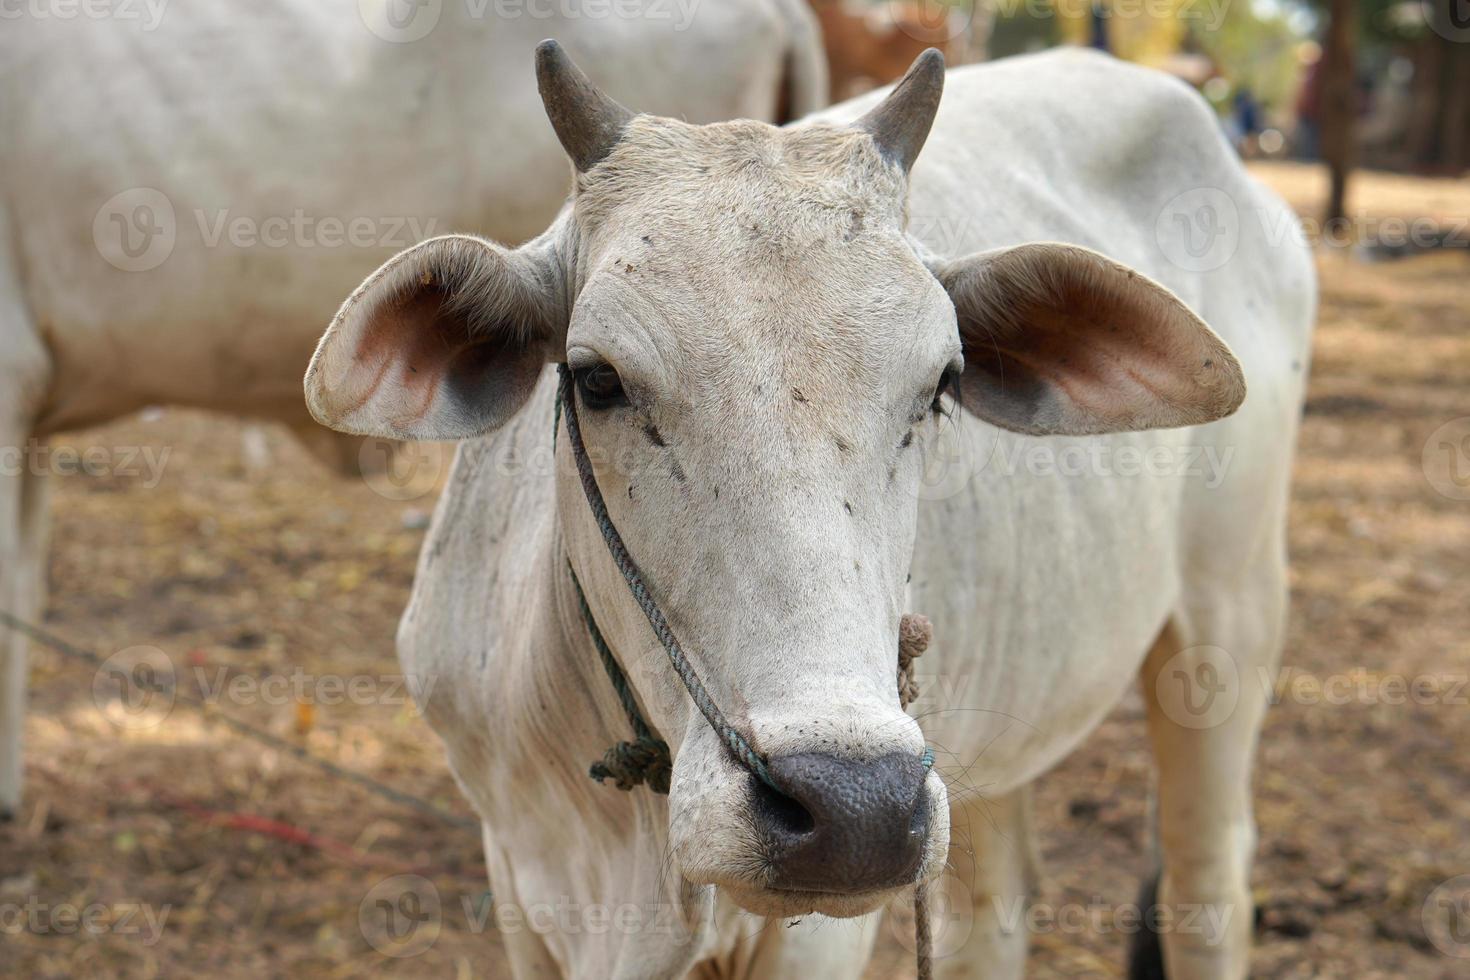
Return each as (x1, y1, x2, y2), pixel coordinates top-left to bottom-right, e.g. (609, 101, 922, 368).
(307, 47, 1311, 980)
(0, 0, 822, 435)
(385, 49, 1313, 979)
(0, 1, 825, 816)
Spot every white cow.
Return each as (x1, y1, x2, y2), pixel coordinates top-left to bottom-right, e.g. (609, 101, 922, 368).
(0, 2, 826, 819)
(307, 44, 1314, 979)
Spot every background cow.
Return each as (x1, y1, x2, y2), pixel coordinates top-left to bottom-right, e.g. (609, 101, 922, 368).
(0, 0, 826, 820)
(809, 0, 981, 100)
(306, 45, 1314, 977)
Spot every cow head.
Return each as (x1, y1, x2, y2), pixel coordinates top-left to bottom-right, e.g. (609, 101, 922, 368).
(305, 43, 1244, 920)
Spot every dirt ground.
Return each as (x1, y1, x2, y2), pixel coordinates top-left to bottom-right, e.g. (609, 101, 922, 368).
(1, 162, 1467, 978)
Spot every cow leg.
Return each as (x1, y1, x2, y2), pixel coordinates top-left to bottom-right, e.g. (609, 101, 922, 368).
(0, 235, 52, 820)
(931, 784, 1040, 979)
(1136, 571, 1287, 980)
(0, 454, 49, 821)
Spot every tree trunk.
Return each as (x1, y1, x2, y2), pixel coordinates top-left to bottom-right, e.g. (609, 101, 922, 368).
(1444, 40, 1470, 173)
(1319, 0, 1356, 223)
(1405, 32, 1440, 170)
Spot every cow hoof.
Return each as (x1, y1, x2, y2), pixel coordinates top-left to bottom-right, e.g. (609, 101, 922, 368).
(0, 807, 14, 825)
(1127, 871, 1167, 980)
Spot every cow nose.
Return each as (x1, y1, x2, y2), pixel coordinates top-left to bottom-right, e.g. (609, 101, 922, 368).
(751, 751, 930, 893)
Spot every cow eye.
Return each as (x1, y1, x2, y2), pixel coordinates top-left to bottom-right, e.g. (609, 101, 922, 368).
(931, 367, 958, 416)
(577, 363, 626, 410)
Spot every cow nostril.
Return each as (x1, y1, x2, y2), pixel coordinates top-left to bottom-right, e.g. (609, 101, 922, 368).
(751, 773, 815, 839)
(909, 797, 928, 836)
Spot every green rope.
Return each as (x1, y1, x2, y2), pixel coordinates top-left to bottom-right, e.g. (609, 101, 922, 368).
(567, 563, 672, 793)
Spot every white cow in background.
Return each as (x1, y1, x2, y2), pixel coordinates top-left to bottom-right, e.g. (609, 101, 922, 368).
(0, 0, 826, 818)
(307, 44, 1314, 979)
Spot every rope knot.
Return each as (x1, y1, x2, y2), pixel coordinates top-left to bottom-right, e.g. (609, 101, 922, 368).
(897, 612, 932, 711)
(589, 735, 672, 794)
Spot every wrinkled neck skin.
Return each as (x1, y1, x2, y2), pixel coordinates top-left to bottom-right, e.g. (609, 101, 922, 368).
(425, 415, 718, 977)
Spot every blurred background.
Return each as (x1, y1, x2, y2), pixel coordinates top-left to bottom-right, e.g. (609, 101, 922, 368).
(1, 0, 1466, 976)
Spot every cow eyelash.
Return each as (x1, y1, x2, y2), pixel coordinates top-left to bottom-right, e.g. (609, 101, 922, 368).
(931, 369, 957, 418)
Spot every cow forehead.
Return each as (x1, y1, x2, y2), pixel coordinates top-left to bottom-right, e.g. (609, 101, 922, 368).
(567, 116, 955, 403)
(571, 239, 954, 422)
(573, 116, 911, 241)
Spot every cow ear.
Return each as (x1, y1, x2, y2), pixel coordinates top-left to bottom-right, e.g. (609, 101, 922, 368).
(932, 243, 1246, 436)
(305, 234, 564, 440)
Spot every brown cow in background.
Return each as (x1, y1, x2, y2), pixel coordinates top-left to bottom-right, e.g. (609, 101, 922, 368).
(809, 0, 983, 100)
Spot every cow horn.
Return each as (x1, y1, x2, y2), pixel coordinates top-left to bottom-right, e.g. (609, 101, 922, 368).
(854, 48, 946, 174)
(535, 39, 634, 172)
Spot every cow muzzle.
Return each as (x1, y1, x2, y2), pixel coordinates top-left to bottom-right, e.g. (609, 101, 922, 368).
(753, 751, 930, 893)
